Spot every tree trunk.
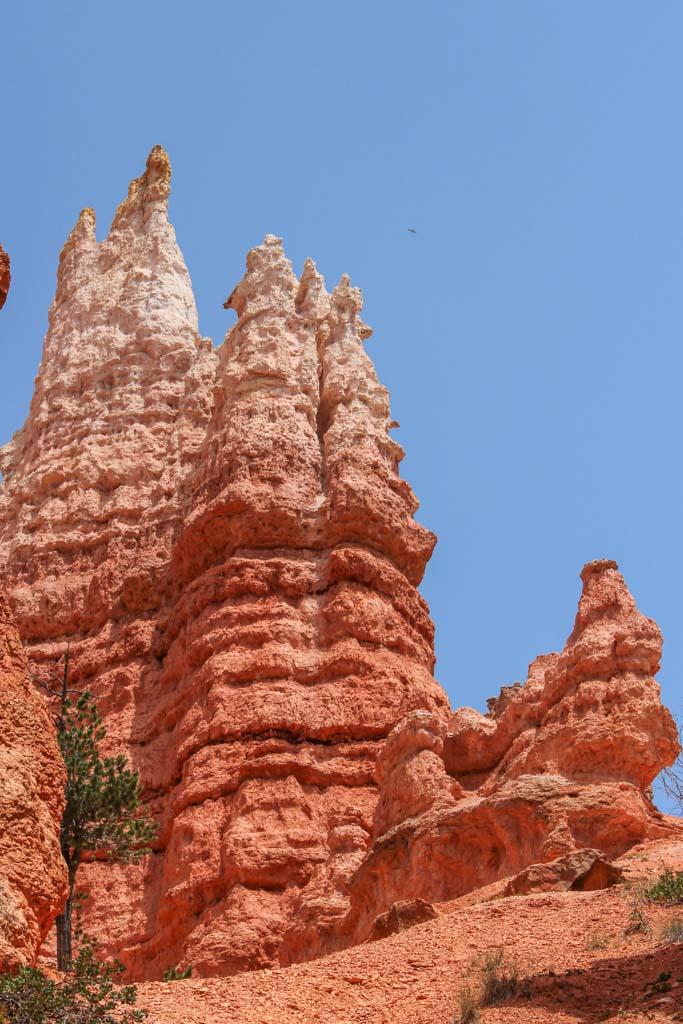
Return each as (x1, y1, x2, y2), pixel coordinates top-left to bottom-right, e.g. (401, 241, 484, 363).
(56, 888, 73, 971)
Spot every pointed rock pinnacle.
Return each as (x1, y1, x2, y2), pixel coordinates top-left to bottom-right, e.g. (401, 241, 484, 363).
(128, 144, 172, 202)
(330, 273, 373, 339)
(296, 257, 330, 319)
(109, 145, 172, 233)
(224, 234, 297, 318)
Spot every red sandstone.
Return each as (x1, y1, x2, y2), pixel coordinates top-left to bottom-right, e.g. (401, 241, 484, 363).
(0, 586, 66, 969)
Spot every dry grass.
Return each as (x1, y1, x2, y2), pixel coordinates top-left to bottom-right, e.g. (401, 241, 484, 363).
(659, 916, 683, 943)
(454, 982, 479, 1023)
(479, 948, 520, 1005)
(454, 948, 522, 1022)
(623, 899, 651, 937)
(585, 931, 611, 951)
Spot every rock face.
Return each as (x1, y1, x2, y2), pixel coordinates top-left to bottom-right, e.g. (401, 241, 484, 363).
(0, 245, 9, 310)
(0, 150, 679, 979)
(0, 586, 67, 969)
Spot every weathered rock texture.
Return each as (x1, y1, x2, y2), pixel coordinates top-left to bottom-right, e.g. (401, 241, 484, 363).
(0, 245, 10, 310)
(321, 559, 680, 953)
(0, 586, 66, 969)
(0, 149, 446, 978)
(0, 150, 679, 979)
(503, 848, 623, 896)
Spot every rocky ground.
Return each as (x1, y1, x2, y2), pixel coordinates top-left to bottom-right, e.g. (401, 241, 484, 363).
(135, 834, 683, 1024)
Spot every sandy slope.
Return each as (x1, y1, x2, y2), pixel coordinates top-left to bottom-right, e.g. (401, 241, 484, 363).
(136, 835, 683, 1023)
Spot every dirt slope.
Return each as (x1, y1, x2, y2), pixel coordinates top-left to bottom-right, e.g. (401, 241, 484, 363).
(136, 833, 683, 1023)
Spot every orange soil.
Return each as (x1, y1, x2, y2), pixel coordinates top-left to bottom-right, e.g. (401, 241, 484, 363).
(136, 835, 683, 1024)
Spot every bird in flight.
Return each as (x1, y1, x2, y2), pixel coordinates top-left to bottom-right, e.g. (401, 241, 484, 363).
(408, 228, 417, 234)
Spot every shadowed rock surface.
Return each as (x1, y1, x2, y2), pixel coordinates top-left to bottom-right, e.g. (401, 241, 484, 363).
(367, 898, 437, 941)
(0, 151, 678, 979)
(0, 587, 66, 969)
(504, 848, 624, 895)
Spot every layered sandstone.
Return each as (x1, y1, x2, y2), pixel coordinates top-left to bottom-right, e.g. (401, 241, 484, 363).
(0, 244, 9, 310)
(0, 586, 66, 968)
(0, 150, 679, 980)
(0, 149, 447, 978)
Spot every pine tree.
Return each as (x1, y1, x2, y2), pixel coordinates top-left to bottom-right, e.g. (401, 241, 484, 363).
(36, 650, 156, 970)
(0, 938, 147, 1023)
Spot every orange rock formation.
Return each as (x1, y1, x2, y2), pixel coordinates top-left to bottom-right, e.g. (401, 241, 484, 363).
(277, 561, 681, 960)
(0, 245, 9, 310)
(0, 149, 678, 980)
(0, 587, 66, 969)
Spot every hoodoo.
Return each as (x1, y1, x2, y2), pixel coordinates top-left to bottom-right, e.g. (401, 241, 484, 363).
(0, 150, 679, 980)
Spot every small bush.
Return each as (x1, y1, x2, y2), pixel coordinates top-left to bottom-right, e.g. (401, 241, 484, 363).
(479, 948, 519, 1005)
(162, 966, 192, 982)
(454, 948, 522, 1021)
(454, 982, 479, 1023)
(643, 971, 672, 996)
(644, 868, 683, 906)
(0, 940, 146, 1023)
(624, 900, 651, 937)
(660, 917, 683, 944)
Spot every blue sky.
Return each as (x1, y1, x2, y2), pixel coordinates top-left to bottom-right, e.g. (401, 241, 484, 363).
(1, 1, 681, 812)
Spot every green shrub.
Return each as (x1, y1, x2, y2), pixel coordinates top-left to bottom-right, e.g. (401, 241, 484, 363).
(0, 941, 146, 1024)
(643, 971, 672, 996)
(644, 868, 683, 906)
(162, 966, 192, 982)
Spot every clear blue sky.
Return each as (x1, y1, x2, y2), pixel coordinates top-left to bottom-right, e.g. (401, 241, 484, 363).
(1, 2, 681, 812)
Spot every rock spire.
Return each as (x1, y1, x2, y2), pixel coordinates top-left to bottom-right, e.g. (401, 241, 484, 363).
(0, 150, 445, 978)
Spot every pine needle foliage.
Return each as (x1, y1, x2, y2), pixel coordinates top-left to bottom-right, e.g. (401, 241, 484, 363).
(0, 939, 147, 1023)
(162, 967, 192, 982)
(35, 650, 156, 969)
(59, 689, 156, 876)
